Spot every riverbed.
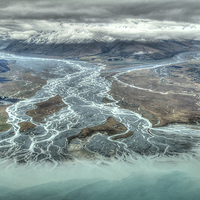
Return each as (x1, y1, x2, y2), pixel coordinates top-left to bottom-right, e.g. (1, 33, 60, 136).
(0, 51, 200, 199)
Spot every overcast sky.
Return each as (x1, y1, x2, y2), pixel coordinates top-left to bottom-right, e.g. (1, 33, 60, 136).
(0, 0, 200, 41)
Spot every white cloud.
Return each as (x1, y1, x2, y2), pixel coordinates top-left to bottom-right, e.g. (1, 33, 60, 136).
(0, 0, 200, 42)
(1, 19, 200, 42)
(9, 31, 37, 40)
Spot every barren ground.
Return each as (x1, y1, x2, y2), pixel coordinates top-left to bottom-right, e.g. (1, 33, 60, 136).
(102, 60, 200, 127)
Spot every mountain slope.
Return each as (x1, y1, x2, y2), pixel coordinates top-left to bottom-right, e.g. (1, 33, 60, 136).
(4, 37, 199, 60)
(3, 21, 200, 59)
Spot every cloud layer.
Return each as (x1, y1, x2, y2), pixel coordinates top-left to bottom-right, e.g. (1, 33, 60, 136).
(0, 0, 200, 23)
(0, 0, 200, 41)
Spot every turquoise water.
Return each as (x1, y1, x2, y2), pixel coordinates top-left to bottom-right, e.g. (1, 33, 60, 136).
(0, 171, 200, 200)
(0, 158, 200, 200)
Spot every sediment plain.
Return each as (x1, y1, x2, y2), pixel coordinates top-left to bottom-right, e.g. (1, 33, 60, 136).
(0, 40, 200, 163)
(102, 60, 200, 127)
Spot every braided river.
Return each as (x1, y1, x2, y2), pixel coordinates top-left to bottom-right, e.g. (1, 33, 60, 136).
(0, 51, 200, 199)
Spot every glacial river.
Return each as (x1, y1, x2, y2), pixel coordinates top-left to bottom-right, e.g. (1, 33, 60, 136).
(0, 51, 200, 199)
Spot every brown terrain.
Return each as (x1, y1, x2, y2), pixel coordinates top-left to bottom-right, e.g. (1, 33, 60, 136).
(0, 65, 47, 99)
(0, 105, 11, 132)
(26, 95, 67, 122)
(0, 64, 49, 132)
(102, 60, 200, 127)
(18, 122, 36, 133)
(76, 43, 200, 128)
(68, 117, 127, 143)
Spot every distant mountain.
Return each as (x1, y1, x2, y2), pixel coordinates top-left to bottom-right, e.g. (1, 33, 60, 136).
(3, 30, 200, 60)
(0, 60, 10, 73)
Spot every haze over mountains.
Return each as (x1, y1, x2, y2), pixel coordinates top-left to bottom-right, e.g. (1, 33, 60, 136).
(1, 20, 199, 61)
(1, 0, 200, 41)
(1, 0, 200, 59)
(1, 1, 200, 199)
(4, 36, 198, 60)
(2, 22, 199, 60)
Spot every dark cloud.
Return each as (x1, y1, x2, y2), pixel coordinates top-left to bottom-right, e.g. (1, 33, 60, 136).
(0, 0, 200, 41)
(0, 0, 200, 23)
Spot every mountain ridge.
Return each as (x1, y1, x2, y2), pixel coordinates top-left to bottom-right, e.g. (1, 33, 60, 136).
(4, 38, 199, 60)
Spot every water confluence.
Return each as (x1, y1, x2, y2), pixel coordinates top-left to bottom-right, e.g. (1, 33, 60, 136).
(0, 51, 200, 166)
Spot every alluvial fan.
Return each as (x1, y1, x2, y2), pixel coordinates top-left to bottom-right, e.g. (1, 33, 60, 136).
(0, 52, 200, 166)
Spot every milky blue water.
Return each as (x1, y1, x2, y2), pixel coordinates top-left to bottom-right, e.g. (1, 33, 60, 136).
(0, 157, 200, 200)
(1, 173, 200, 200)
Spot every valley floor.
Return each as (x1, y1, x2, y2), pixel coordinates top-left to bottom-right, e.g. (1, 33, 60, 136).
(101, 58, 200, 127)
